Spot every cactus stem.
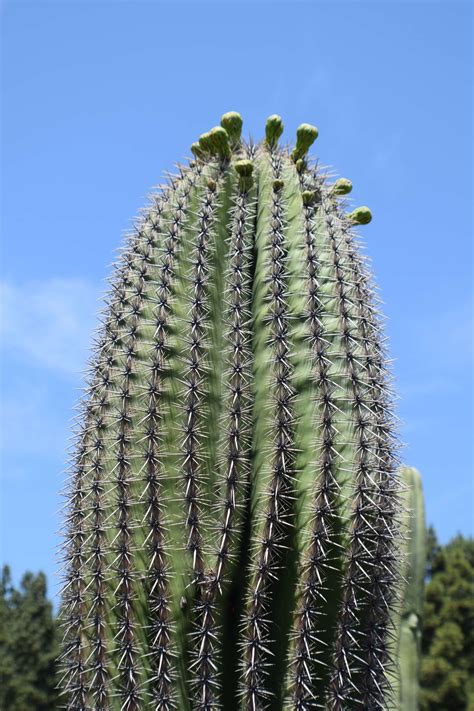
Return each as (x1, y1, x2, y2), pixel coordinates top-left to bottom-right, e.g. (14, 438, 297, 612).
(59, 116, 400, 710)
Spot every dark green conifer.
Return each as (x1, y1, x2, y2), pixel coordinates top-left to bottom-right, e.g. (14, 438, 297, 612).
(420, 532, 474, 710)
(0, 566, 59, 710)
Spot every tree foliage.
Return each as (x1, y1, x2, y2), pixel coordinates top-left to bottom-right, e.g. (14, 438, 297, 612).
(420, 528, 474, 710)
(0, 565, 59, 710)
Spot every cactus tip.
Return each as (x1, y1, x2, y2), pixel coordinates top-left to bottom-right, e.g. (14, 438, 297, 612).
(297, 122, 319, 143)
(265, 114, 284, 149)
(273, 179, 284, 193)
(348, 206, 372, 224)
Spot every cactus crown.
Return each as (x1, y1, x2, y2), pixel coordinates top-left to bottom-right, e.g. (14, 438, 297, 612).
(60, 111, 400, 711)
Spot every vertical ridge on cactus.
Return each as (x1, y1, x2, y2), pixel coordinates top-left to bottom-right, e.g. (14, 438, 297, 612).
(59, 112, 401, 710)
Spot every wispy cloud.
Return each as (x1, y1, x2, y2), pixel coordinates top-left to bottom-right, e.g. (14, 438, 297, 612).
(0, 278, 102, 480)
(0, 278, 101, 376)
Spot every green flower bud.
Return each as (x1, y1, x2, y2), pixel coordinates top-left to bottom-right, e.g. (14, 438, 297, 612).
(220, 111, 243, 147)
(291, 123, 318, 162)
(208, 126, 231, 160)
(295, 158, 307, 174)
(265, 114, 284, 149)
(332, 178, 353, 195)
(191, 142, 205, 160)
(347, 206, 372, 225)
(234, 159, 254, 191)
(302, 190, 316, 206)
(198, 131, 213, 154)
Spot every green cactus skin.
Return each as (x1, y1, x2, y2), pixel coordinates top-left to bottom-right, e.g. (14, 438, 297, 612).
(59, 112, 401, 711)
(391, 467, 426, 710)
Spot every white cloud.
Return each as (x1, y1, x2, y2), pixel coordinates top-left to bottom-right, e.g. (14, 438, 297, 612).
(0, 278, 101, 376)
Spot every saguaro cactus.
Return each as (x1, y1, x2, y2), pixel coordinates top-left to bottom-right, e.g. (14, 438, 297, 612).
(392, 467, 426, 710)
(59, 112, 400, 710)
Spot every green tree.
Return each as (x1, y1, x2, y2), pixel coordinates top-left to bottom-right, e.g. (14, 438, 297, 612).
(0, 565, 59, 710)
(420, 529, 474, 710)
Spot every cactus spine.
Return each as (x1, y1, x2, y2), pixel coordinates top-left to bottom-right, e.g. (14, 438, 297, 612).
(60, 112, 401, 710)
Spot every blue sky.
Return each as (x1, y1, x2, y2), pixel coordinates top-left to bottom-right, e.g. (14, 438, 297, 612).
(1, 0, 472, 601)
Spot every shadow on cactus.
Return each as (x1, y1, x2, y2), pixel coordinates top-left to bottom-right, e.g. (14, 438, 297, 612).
(59, 112, 403, 710)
